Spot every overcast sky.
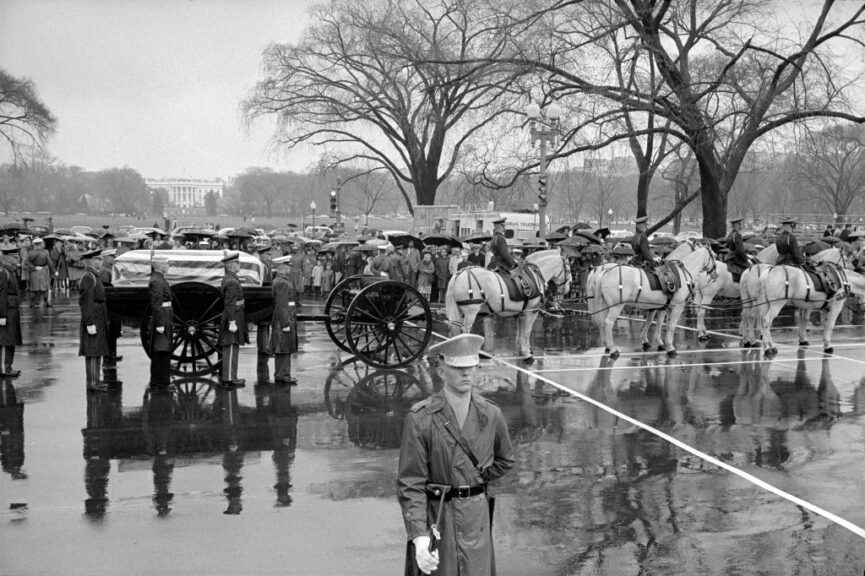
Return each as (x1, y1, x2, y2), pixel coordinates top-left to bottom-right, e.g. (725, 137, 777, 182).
(0, 0, 317, 180)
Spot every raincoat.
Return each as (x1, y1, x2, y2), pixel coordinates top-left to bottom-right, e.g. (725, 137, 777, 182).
(78, 270, 109, 357)
(397, 391, 515, 576)
(0, 264, 22, 346)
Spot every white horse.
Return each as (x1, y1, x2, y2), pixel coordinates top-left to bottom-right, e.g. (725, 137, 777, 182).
(758, 248, 865, 355)
(444, 249, 571, 362)
(739, 244, 778, 347)
(588, 243, 715, 359)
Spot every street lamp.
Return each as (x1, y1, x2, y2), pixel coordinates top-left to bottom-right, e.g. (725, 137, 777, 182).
(525, 100, 562, 238)
(310, 201, 317, 231)
(608, 208, 613, 226)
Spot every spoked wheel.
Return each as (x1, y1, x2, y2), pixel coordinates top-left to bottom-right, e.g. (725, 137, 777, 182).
(140, 282, 224, 377)
(324, 274, 379, 353)
(345, 369, 429, 449)
(171, 376, 217, 426)
(344, 281, 432, 369)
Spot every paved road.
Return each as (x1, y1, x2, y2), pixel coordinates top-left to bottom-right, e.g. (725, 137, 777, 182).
(1, 295, 864, 575)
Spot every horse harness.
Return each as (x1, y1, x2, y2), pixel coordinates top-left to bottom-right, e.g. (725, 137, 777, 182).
(775, 262, 850, 306)
(453, 264, 546, 312)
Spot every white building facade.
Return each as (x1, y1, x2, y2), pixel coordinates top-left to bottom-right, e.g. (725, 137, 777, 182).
(146, 178, 225, 208)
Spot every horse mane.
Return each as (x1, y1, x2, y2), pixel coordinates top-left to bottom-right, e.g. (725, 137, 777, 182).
(525, 249, 560, 265)
(665, 242, 694, 261)
(813, 247, 843, 265)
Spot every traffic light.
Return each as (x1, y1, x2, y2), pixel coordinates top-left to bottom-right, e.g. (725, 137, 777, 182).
(329, 189, 338, 213)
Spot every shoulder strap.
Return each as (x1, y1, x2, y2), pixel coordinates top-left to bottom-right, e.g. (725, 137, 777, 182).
(433, 410, 480, 468)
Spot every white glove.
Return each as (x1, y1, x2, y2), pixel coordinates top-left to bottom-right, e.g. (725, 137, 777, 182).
(229, 321, 237, 333)
(0, 318, 6, 327)
(282, 326, 291, 332)
(156, 326, 165, 334)
(87, 324, 97, 336)
(413, 536, 439, 574)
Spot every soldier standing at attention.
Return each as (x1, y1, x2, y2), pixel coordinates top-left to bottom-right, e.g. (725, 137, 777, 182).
(25, 237, 54, 308)
(219, 252, 248, 387)
(100, 249, 123, 370)
(270, 256, 299, 385)
(0, 247, 22, 378)
(148, 254, 173, 388)
(79, 249, 110, 393)
(486, 217, 517, 273)
(397, 334, 515, 576)
(256, 246, 274, 384)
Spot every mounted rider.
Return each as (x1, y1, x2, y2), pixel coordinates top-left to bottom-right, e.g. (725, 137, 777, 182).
(486, 217, 517, 274)
(724, 216, 750, 282)
(775, 218, 808, 268)
(630, 216, 676, 293)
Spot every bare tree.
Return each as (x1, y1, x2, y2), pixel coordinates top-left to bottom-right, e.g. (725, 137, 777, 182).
(243, 0, 522, 214)
(0, 68, 56, 166)
(791, 123, 865, 222)
(453, 0, 865, 237)
(94, 167, 148, 215)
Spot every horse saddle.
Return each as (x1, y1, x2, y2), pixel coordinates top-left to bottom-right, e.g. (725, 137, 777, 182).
(499, 264, 543, 302)
(648, 263, 680, 295)
(810, 263, 847, 298)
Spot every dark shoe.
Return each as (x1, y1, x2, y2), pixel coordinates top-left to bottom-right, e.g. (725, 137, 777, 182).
(112, 355, 123, 362)
(220, 379, 246, 387)
(1, 369, 21, 378)
(44, 303, 53, 308)
(276, 377, 297, 386)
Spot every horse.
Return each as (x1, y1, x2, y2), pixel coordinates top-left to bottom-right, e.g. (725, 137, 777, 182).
(588, 242, 715, 359)
(739, 244, 778, 347)
(444, 249, 571, 363)
(758, 247, 865, 355)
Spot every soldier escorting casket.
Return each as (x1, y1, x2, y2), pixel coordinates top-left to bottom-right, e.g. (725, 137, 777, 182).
(269, 255, 299, 385)
(0, 247, 23, 378)
(255, 245, 274, 384)
(219, 252, 248, 387)
(78, 249, 110, 393)
(147, 254, 173, 388)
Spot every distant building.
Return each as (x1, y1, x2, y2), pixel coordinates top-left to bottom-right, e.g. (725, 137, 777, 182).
(146, 177, 225, 208)
(583, 156, 637, 175)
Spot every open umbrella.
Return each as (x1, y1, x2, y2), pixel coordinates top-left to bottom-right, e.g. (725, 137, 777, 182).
(544, 230, 568, 243)
(387, 233, 423, 248)
(803, 240, 831, 255)
(53, 228, 75, 237)
(422, 234, 463, 249)
(558, 235, 591, 248)
(573, 230, 602, 244)
(226, 228, 253, 238)
(0, 222, 25, 232)
(582, 244, 605, 254)
(650, 235, 678, 245)
(573, 221, 592, 230)
(353, 244, 379, 253)
(461, 232, 492, 244)
(822, 235, 841, 245)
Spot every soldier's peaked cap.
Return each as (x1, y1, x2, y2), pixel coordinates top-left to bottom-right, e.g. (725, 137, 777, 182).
(221, 251, 240, 263)
(81, 248, 102, 259)
(492, 217, 507, 225)
(634, 216, 649, 224)
(729, 216, 744, 224)
(151, 254, 168, 264)
(781, 217, 797, 226)
(428, 334, 484, 368)
(272, 255, 293, 265)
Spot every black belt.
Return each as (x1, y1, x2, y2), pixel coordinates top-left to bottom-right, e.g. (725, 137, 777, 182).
(427, 484, 485, 500)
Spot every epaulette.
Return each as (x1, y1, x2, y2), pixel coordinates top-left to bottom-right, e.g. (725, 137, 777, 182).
(410, 397, 433, 413)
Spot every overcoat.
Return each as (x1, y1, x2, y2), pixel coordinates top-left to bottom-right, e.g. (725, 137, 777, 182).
(25, 247, 54, 292)
(219, 270, 249, 346)
(0, 265, 22, 346)
(148, 270, 174, 353)
(486, 232, 516, 271)
(776, 230, 805, 266)
(724, 229, 750, 269)
(78, 270, 109, 357)
(397, 391, 515, 576)
(631, 231, 655, 265)
(268, 274, 299, 355)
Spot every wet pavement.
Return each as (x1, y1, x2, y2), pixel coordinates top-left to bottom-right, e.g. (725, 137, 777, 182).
(2, 293, 865, 575)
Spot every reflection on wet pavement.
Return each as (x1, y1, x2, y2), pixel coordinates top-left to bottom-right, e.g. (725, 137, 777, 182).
(1, 298, 864, 574)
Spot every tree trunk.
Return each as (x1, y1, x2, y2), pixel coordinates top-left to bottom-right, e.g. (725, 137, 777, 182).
(636, 170, 651, 217)
(699, 163, 727, 239)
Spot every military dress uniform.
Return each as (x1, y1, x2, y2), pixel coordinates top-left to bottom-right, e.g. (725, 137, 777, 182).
(397, 334, 515, 576)
(78, 254, 110, 391)
(776, 227, 805, 267)
(630, 230, 655, 267)
(0, 251, 23, 377)
(724, 221, 750, 272)
(100, 250, 122, 369)
(487, 225, 516, 272)
(25, 240, 54, 307)
(147, 263, 174, 387)
(269, 259, 299, 385)
(256, 248, 274, 384)
(219, 254, 249, 385)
